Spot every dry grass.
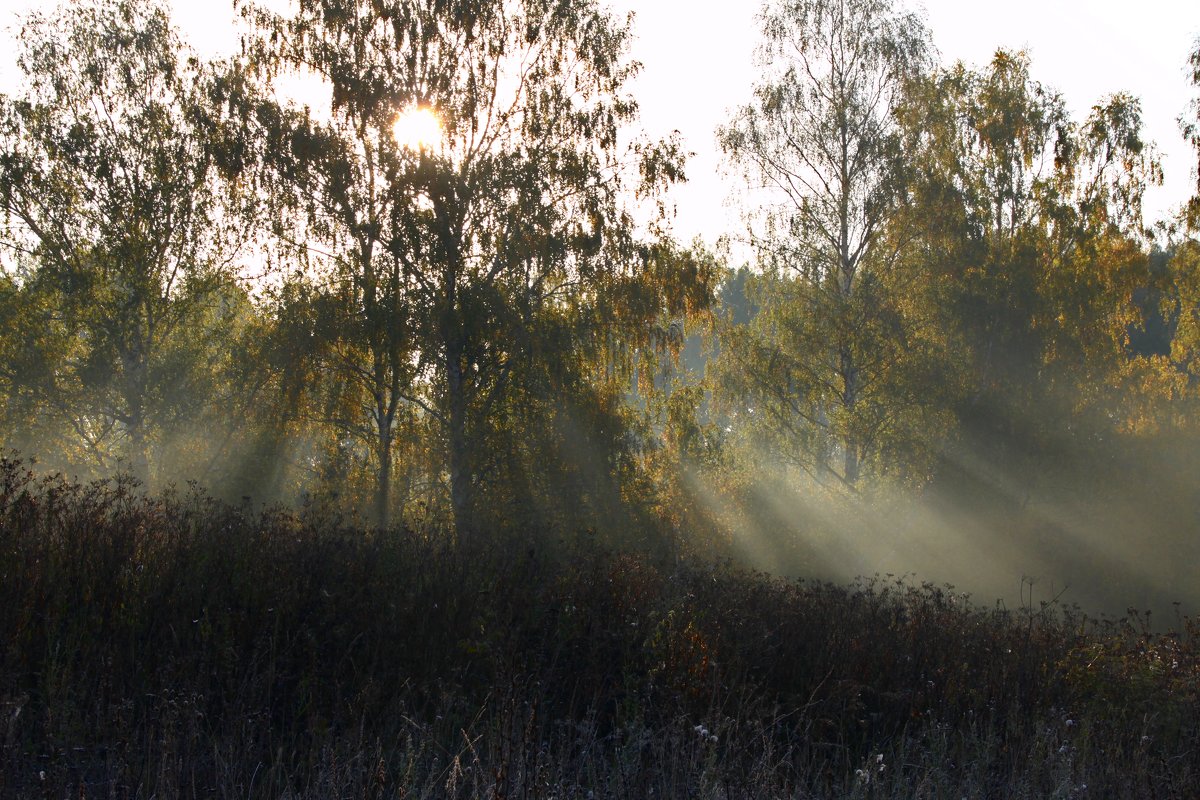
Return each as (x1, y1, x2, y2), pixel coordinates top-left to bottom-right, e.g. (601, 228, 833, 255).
(1, 456, 1197, 798)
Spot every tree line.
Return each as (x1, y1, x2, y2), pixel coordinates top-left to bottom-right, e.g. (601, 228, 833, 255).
(2, 0, 1200, 561)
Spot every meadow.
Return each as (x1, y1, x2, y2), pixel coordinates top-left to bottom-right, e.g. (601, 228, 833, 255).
(2, 457, 1197, 799)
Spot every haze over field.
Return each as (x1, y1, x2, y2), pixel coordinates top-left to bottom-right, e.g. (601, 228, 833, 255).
(0, 0, 1199, 619)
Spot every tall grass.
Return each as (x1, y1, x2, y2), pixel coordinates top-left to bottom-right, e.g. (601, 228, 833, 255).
(1, 456, 1197, 798)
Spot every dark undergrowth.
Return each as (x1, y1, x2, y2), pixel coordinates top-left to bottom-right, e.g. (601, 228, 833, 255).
(1, 457, 1197, 798)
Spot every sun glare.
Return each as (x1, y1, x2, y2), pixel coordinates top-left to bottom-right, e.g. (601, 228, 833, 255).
(393, 105, 443, 151)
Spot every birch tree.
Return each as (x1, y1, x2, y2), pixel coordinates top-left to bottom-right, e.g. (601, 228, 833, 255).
(0, 0, 250, 483)
(718, 0, 936, 487)
(238, 0, 687, 532)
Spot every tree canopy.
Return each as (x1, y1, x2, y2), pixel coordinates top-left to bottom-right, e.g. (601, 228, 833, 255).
(0, 0, 254, 484)
(0, 0, 1197, 583)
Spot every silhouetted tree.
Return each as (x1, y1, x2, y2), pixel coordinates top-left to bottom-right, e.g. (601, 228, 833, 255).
(238, 0, 692, 533)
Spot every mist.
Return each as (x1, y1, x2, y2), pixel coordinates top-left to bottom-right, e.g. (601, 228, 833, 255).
(0, 0, 1198, 622)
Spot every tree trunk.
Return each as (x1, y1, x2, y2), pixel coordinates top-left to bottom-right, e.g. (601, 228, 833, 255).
(438, 206, 473, 541)
(375, 423, 392, 529)
(122, 346, 150, 485)
(446, 342, 472, 540)
(127, 414, 150, 486)
(841, 346, 859, 487)
(843, 439, 859, 486)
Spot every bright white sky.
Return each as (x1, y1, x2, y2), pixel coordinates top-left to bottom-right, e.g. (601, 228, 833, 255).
(1, 0, 1197, 249)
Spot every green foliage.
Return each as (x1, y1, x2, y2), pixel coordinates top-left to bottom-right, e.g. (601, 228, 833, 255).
(896, 50, 1170, 499)
(714, 265, 959, 489)
(716, 0, 947, 488)
(0, 0, 255, 485)
(1168, 240, 1200, 384)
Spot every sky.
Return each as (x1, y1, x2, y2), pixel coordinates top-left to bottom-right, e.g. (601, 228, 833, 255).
(0, 0, 1197, 250)
(612, 0, 1199, 248)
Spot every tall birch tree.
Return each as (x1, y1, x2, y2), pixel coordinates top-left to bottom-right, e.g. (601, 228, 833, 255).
(237, 0, 687, 532)
(718, 0, 936, 487)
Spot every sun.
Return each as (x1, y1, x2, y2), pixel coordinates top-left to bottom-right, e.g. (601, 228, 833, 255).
(393, 105, 443, 151)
